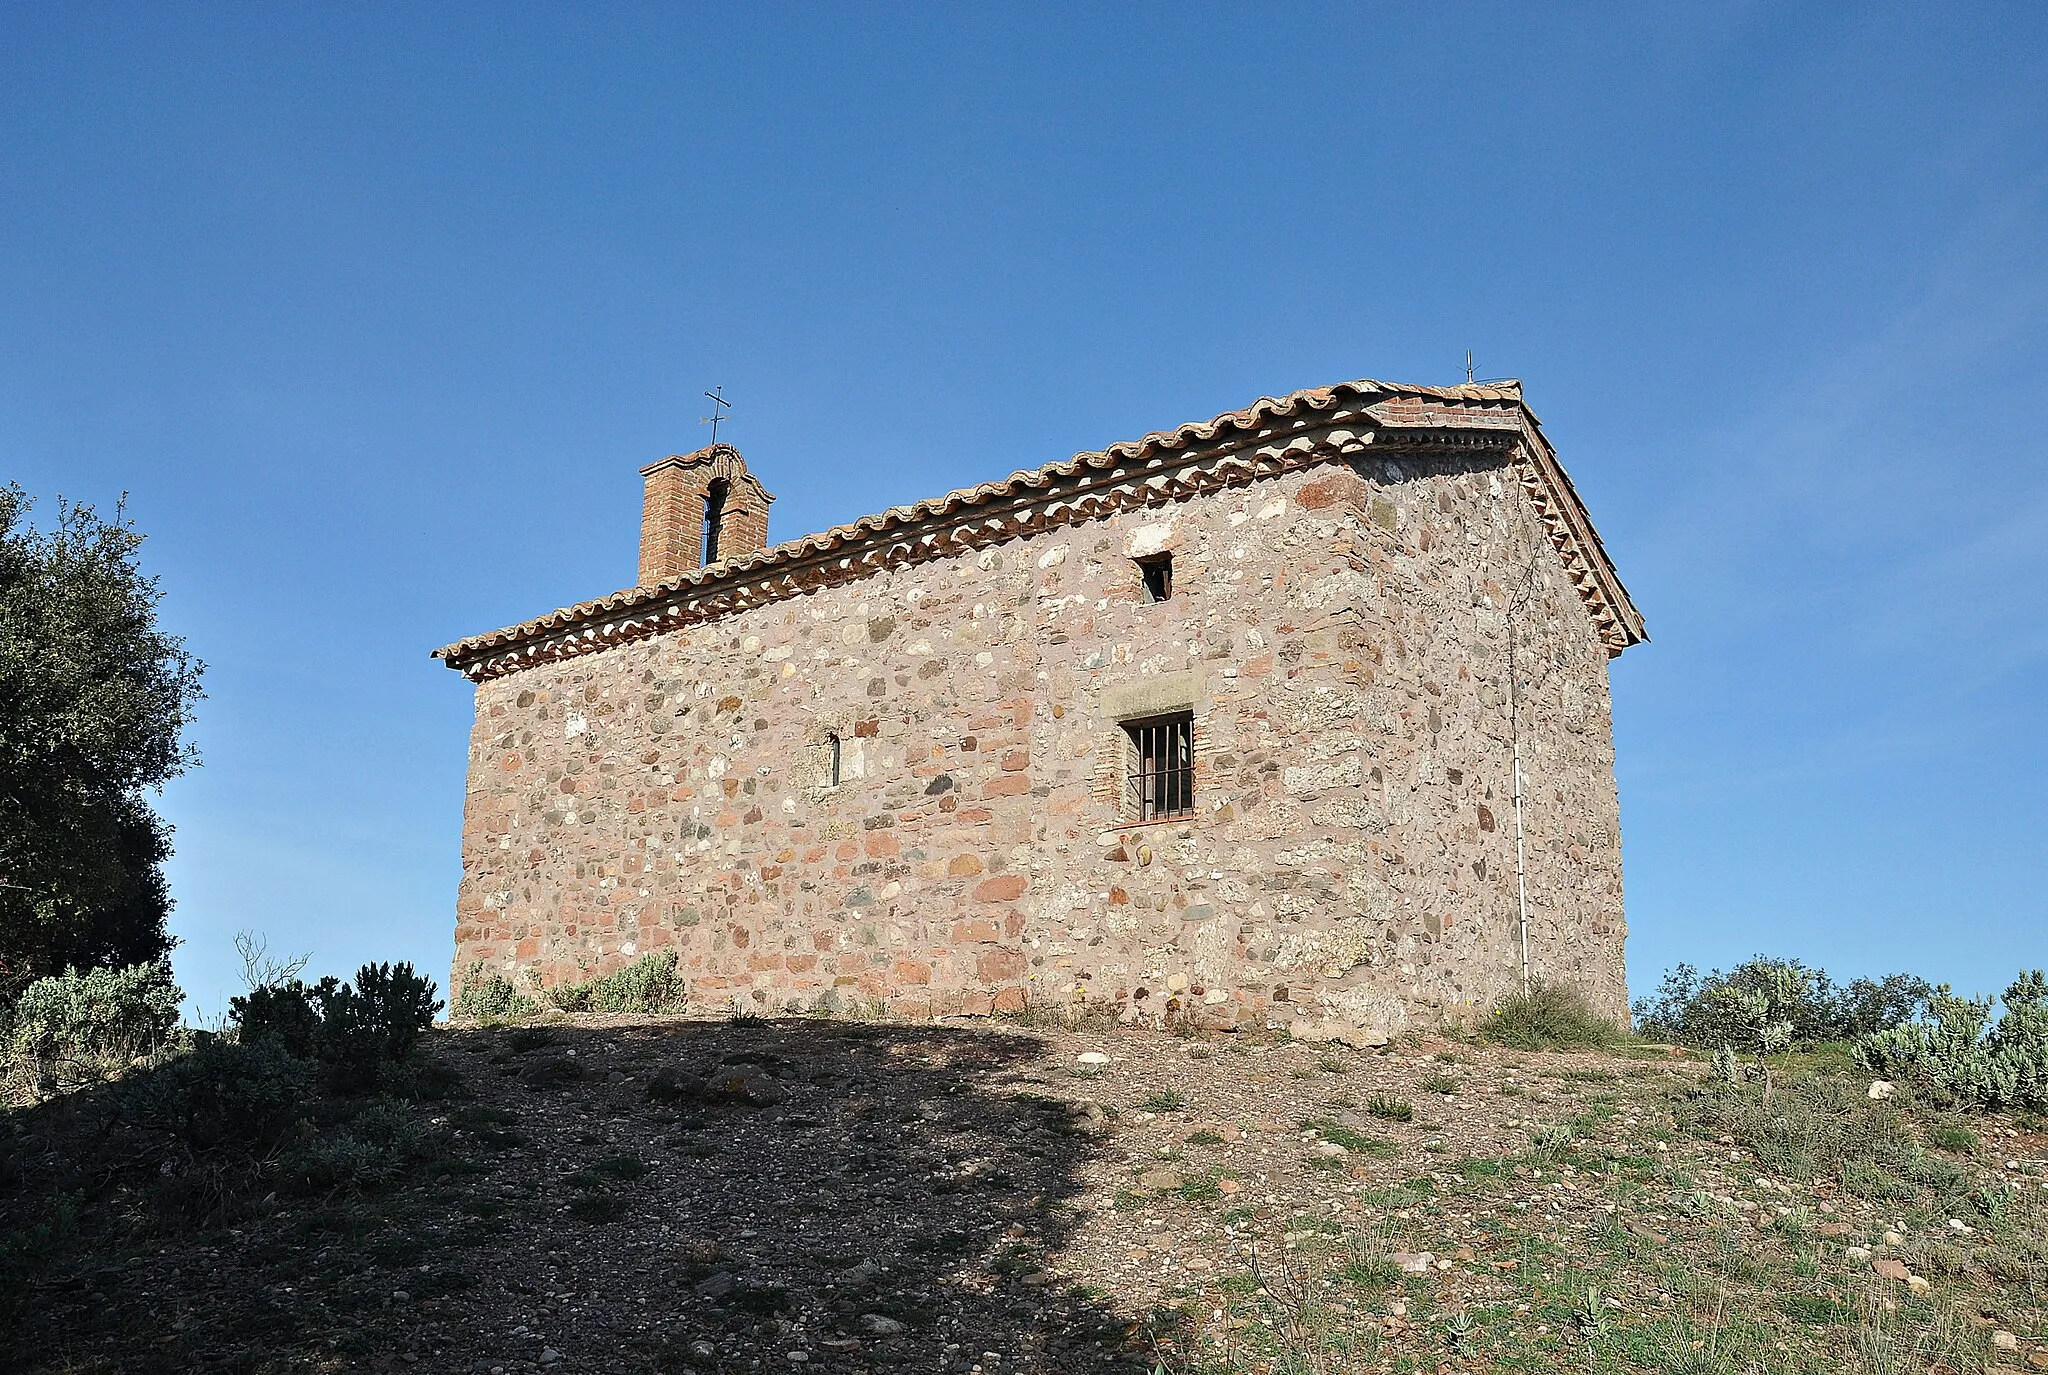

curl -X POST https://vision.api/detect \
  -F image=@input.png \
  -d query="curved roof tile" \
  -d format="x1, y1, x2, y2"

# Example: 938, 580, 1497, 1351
435, 377, 1637, 671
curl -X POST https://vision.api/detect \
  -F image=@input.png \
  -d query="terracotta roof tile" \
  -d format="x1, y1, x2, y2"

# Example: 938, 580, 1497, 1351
435, 377, 1640, 673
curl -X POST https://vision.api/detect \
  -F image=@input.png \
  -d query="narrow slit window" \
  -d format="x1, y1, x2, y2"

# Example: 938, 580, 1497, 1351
702, 477, 729, 564
1122, 713, 1194, 822
827, 732, 842, 788
1136, 553, 1173, 603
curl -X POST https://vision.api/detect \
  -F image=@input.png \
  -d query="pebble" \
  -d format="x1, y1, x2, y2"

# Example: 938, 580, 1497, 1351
860, 1314, 908, 1336
1076, 1051, 1111, 1066
538, 1351, 563, 1366
1993, 1331, 2020, 1351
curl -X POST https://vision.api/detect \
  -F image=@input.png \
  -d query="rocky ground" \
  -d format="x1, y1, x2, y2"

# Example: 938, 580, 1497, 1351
7, 1013, 2048, 1374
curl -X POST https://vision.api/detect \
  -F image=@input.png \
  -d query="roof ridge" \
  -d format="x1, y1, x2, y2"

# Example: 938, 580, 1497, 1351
435, 376, 1634, 675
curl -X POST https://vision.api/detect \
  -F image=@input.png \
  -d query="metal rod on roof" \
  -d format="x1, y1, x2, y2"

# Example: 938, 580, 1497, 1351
700, 385, 731, 445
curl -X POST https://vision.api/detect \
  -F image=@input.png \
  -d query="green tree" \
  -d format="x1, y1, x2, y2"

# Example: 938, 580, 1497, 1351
0, 484, 203, 996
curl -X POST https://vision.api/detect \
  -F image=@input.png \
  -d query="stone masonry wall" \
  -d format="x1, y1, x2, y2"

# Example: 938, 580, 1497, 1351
451, 452, 1626, 1034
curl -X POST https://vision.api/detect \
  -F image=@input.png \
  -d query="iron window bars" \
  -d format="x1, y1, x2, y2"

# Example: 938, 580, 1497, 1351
1123, 713, 1194, 822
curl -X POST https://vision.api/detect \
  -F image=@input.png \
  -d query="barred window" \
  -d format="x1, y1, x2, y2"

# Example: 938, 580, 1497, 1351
1122, 713, 1194, 822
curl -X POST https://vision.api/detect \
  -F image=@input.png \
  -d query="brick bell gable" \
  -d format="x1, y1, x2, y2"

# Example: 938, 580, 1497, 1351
637, 444, 775, 586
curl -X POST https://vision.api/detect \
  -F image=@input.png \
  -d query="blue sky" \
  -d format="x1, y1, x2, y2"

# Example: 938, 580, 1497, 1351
3, 4, 2043, 1020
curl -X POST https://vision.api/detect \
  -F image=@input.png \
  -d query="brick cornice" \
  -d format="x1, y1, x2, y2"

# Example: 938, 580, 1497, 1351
435, 381, 1645, 681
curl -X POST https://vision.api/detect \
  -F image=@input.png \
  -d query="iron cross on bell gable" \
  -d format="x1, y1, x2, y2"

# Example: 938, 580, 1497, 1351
700, 386, 731, 445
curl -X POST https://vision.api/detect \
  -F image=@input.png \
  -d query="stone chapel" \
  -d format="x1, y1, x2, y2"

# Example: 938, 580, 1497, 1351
435, 379, 1645, 1035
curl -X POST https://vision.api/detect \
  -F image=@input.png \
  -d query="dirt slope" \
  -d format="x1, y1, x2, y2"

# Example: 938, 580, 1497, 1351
5, 1015, 2045, 1374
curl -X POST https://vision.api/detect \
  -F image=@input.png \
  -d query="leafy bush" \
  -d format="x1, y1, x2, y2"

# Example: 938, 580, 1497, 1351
1633, 957, 1931, 1052
229, 980, 323, 1058
230, 962, 442, 1091
321, 962, 442, 1066
124, 1035, 317, 1153
541, 950, 687, 1015
120, 1039, 445, 1199
1855, 971, 2048, 1111
5, 960, 182, 1092
1482, 980, 1623, 1050
278, 1099, 436, 1194
452, 963, 538, 1020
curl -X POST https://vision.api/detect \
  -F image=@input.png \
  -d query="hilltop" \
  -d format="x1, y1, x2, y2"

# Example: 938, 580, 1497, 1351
4, 1013, 2045, 1374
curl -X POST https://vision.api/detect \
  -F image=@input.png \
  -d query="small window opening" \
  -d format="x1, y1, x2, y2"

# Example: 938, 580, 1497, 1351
1122, 712, 1194, 822
826, 732, 842, 788
1136, 553, 1173, 603
702, 477, 729, 565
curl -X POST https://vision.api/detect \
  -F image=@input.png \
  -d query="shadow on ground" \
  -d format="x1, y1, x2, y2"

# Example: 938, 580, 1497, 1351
1, 1017, 1158, 1374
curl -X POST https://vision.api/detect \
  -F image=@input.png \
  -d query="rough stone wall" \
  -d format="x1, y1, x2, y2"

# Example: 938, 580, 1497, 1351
452, 452, 1626, 1033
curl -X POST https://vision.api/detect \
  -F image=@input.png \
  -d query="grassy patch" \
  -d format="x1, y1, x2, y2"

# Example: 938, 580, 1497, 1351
1929, 1124, 1979, 1154
1299, 1118, 1397, 1158
1481, 981, 1626, 1051
591, 1153, 648, 1180
1366, 1094, 1414, 1122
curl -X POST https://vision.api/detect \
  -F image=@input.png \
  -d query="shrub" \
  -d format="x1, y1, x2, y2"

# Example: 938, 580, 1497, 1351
229, 981, 323, 1059
1482, 980, 1623, 1051
124, 1035, 317, 1153
1633, 957, 1931, 1052
230, 962, 442, 1091
540, 951, 686, 1015
1855, 971, 2048, 1111
452, 963, 538, 1020
1366, 1094, 1414, 1122
5, 961, 182, 1092
321, 962, 442, 1066
278, 1099, 438, 1195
